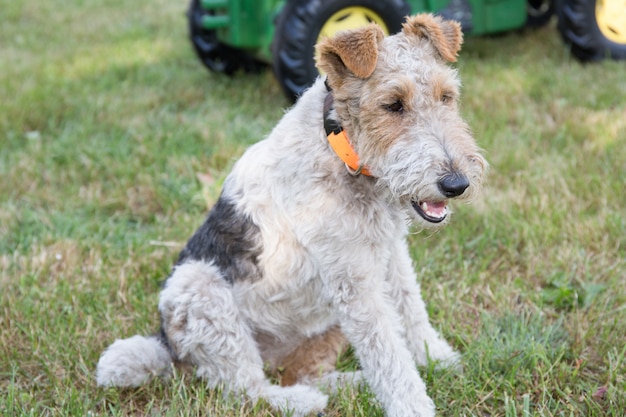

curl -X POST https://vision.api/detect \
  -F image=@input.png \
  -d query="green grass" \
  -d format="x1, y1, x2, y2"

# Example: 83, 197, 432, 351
1, 1, 625, 416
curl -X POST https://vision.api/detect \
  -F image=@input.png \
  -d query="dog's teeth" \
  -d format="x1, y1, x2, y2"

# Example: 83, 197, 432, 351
419, 201, 447, 219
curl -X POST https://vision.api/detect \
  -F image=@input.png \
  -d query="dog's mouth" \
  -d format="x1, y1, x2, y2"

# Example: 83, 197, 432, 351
412, 200, 448, 223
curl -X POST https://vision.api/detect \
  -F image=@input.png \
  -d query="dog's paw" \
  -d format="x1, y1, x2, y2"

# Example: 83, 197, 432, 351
415, 337, 463, 373
433, 349, 463, 373
96, 335, 172, 387
306, 370, 365, 394
261, 384, 328, 417
388, 393, 436, 417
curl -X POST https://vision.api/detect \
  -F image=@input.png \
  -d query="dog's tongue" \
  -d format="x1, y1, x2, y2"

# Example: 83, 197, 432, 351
421, 201, 447, 218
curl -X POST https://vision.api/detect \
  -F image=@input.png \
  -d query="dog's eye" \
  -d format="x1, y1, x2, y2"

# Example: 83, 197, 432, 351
441, 93, 454, 104
385, 101, 404, 113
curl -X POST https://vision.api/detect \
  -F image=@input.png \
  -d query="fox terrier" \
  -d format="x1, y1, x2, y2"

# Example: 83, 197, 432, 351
97, 13, 487, 417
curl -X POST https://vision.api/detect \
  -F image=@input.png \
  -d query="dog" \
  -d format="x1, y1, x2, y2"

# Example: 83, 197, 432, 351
97, 13, 487, 417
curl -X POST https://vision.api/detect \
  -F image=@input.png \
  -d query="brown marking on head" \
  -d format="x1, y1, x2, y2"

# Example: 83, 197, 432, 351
401, 13, 463, 63
431, 72, 459, 107
358, 75, 415, 156
316, 24, 385, 89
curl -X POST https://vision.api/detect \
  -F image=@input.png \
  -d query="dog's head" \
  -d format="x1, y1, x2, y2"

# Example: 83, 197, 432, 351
316, 14, 487, 228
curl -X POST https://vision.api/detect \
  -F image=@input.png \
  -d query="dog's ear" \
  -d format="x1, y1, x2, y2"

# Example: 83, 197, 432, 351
401, 14, 463, 63
316, 24, 384, 87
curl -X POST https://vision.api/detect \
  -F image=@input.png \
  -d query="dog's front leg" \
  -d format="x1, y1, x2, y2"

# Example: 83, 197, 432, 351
335, 279, 436, 417
386, 242, 461, 370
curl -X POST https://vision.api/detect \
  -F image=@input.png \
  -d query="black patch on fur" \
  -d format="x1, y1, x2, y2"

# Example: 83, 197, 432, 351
156, 326, 177, 360
175, 195, 263, 284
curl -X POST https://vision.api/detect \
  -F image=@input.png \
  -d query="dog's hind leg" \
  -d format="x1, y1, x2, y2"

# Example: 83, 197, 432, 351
277, 325, 364, 394
159, 261, 328, 416
279, 325, 347, 387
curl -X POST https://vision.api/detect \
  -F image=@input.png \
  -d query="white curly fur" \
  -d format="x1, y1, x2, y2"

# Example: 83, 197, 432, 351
97, 14, 486, 417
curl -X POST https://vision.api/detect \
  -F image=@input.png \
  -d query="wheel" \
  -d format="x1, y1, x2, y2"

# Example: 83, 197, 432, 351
557, 0, 626, 61
187, 0, 265, 75
526, 0, 555, 27
272, 0, 411, 101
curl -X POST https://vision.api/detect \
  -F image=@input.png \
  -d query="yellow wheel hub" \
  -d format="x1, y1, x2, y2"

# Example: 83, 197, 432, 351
316, 7, 388, 73
319, 7, 389, 40
596, 0, 626, 44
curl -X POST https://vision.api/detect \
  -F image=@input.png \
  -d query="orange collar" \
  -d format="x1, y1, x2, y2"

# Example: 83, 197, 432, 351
323, 89, 372, 177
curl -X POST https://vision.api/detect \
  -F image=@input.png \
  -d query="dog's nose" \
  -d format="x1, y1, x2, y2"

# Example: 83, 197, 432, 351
438, 173, 469, 198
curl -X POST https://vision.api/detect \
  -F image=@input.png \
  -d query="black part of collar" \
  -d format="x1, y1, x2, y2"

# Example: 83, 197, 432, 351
323, 80, 343, 136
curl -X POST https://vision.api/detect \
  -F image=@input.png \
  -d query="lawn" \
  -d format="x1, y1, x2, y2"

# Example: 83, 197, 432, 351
1, 0, 625, 416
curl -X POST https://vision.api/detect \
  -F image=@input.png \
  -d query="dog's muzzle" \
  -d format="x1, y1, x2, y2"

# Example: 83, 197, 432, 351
411, 173, 469, 223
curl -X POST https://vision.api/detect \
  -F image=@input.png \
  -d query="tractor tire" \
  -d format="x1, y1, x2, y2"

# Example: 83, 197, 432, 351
272, 0, 411, 101
187, 0, 265, 75
526, 0, 555, 27
557, 0, 626, 61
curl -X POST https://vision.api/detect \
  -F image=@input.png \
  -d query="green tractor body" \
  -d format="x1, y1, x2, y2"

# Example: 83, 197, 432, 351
190, 0, 625, 99
198, 0, 526, 62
